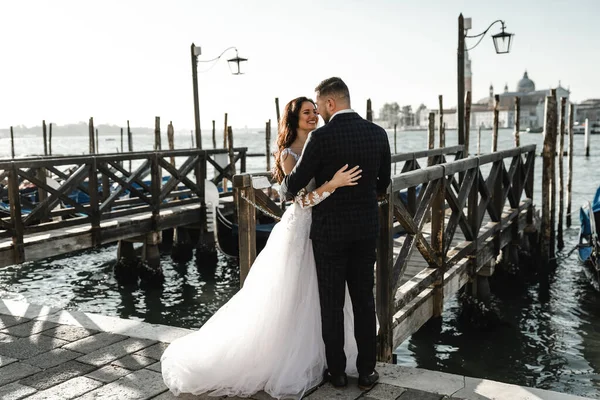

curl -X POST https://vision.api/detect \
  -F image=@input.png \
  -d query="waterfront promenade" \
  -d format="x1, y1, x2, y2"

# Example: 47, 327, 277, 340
0, 299, 591, 400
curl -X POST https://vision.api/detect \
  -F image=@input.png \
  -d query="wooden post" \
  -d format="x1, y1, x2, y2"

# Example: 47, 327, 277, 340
464, 91, 471, 157
223, 113, 228, 149
376, 184, 393, 362
8, 165, 25, 264
557, 98, 566, 250
101, 160, 110, 202
168, 121, 175, 166
492, 95, 500, 152
441, 123, 446, 148
541, 95, 557, 267
477, 125, 482, 155
89, 117, 95, 154
127, 120, 133, 171
567, 104, 575, 227
95, 129, 99, 154
366, 99, 373, 122
431, 174, 445, 317
42, 120, 48, 156
154, 116, 161, 150
550, 89, 557, 259
234, 174, 256, 287
514, 97, 521, 147
427, 112, 435, 166
120, 127, 124, 153
438, 95, 444, 148
393, 123, 397, 174
48, 123, 53, 156
275, 97, 281, 125
266, 120, 271, 171
227, 126, 236, 177
585, 118, 591, 157
222, 113, 229, 191
468, 158, 480, 295
212, 120, 217, 149
88, 158, 101, 247
10, 126, 15, 158
190, 130, 194, 147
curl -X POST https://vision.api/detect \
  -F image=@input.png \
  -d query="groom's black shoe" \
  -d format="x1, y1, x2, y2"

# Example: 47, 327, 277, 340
358, 370, 379, 391
324, 370, 348, 388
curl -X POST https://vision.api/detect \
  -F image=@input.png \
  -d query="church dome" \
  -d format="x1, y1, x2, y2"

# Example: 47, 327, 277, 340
517, 71, 535, 93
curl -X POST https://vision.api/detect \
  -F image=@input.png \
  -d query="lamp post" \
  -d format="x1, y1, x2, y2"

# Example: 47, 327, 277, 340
190, 43, 248, 149
457, 14, 513, 149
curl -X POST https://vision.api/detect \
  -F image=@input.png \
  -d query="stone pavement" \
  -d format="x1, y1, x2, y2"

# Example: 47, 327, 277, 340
0, 299, 592, 400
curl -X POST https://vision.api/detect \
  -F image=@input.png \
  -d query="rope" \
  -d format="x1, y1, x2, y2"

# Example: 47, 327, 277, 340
239, 191, 282, 222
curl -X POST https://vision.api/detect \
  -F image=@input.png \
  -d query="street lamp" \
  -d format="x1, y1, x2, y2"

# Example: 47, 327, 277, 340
457, 14, 514, 151
190, 43, 248, 149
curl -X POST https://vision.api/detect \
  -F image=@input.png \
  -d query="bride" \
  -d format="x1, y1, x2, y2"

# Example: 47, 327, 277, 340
161, 97, 362, 399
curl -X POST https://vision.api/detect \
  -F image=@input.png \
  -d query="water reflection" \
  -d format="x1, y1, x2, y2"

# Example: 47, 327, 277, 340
396, 227, 600, 398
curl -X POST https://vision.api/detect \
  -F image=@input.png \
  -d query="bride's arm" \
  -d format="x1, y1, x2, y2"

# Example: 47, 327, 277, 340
282, 157, 362, 208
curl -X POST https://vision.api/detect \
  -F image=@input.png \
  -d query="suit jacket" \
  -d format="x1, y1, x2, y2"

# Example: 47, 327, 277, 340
281, 111, 391, 242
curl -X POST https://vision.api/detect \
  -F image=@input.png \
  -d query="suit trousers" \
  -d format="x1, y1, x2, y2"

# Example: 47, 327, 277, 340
312, 237, 377, 376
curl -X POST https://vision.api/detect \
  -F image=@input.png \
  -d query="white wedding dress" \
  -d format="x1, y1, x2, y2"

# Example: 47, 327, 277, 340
161, 167, 358, 399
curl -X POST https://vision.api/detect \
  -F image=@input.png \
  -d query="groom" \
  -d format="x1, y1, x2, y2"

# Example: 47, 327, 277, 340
281, 77, 391, 389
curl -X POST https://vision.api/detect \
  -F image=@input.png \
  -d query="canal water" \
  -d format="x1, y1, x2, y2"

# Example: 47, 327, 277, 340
1, 127, 599, 398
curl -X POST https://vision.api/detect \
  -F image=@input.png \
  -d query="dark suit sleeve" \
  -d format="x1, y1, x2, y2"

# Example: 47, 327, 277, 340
377, 131, 392, 194
280, 132, 322, 200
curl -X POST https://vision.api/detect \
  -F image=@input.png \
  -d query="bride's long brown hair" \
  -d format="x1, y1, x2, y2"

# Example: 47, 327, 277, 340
272, 97, 315, 183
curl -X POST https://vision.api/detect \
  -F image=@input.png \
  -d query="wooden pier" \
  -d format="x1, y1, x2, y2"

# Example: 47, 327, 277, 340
0, 148, 247, 271
234, 143, 537, 361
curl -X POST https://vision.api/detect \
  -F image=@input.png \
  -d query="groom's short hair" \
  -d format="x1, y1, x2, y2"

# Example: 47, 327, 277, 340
315, 77, 350, 101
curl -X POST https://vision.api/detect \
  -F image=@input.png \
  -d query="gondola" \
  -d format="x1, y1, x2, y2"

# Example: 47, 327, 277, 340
578, 185, 600, 290
215, 206, 276, 257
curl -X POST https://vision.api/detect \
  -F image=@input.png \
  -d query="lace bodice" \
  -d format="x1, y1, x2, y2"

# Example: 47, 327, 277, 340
281, 148, 330, 208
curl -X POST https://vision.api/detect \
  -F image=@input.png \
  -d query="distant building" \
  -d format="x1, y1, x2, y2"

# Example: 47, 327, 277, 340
471, 71, 570, 130
574, 99, 600, 123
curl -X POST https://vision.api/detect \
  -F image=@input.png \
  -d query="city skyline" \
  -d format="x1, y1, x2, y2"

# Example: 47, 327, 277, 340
2, 0, 599, 130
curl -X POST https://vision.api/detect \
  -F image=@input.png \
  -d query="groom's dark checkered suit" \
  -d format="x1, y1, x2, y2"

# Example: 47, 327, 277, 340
281, 111, 391, 377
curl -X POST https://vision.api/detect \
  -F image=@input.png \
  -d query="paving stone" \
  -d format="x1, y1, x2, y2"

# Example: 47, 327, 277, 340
22, 347, 83, 369
39, 324, 98, 342
62, 331, 128, 354
0, 354, 18, 367
76, 337, 156, 367
0, 320, 59, 337
86, 364, 132, 383
0, 334, 69, 359
112, 354, 156, 370
24, 376, 102, 400
304, 379, 363, 400
133, 341, 169, 360
0, 362, 41, 386
0, 381, 37, 400
0, 315, 30, 329
19, 360, 97, 390
151, 390, 227, 399
76, 369, 168, 399
363, 383, 407, 400
0, 332, 18, 343
398, 389, 444, 400
147, 360, 161, 372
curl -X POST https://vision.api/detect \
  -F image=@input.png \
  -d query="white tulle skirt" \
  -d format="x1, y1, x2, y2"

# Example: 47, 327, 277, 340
161, 203, 358, 399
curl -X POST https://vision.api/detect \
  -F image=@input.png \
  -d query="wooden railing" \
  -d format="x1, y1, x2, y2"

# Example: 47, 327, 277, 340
233, 144, 536, 359
0, 148, 247, 264
376, 144, 536, 360
233, 145, 464, 282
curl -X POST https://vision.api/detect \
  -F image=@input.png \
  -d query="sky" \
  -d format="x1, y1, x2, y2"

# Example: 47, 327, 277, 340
1, 0, 599, 131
